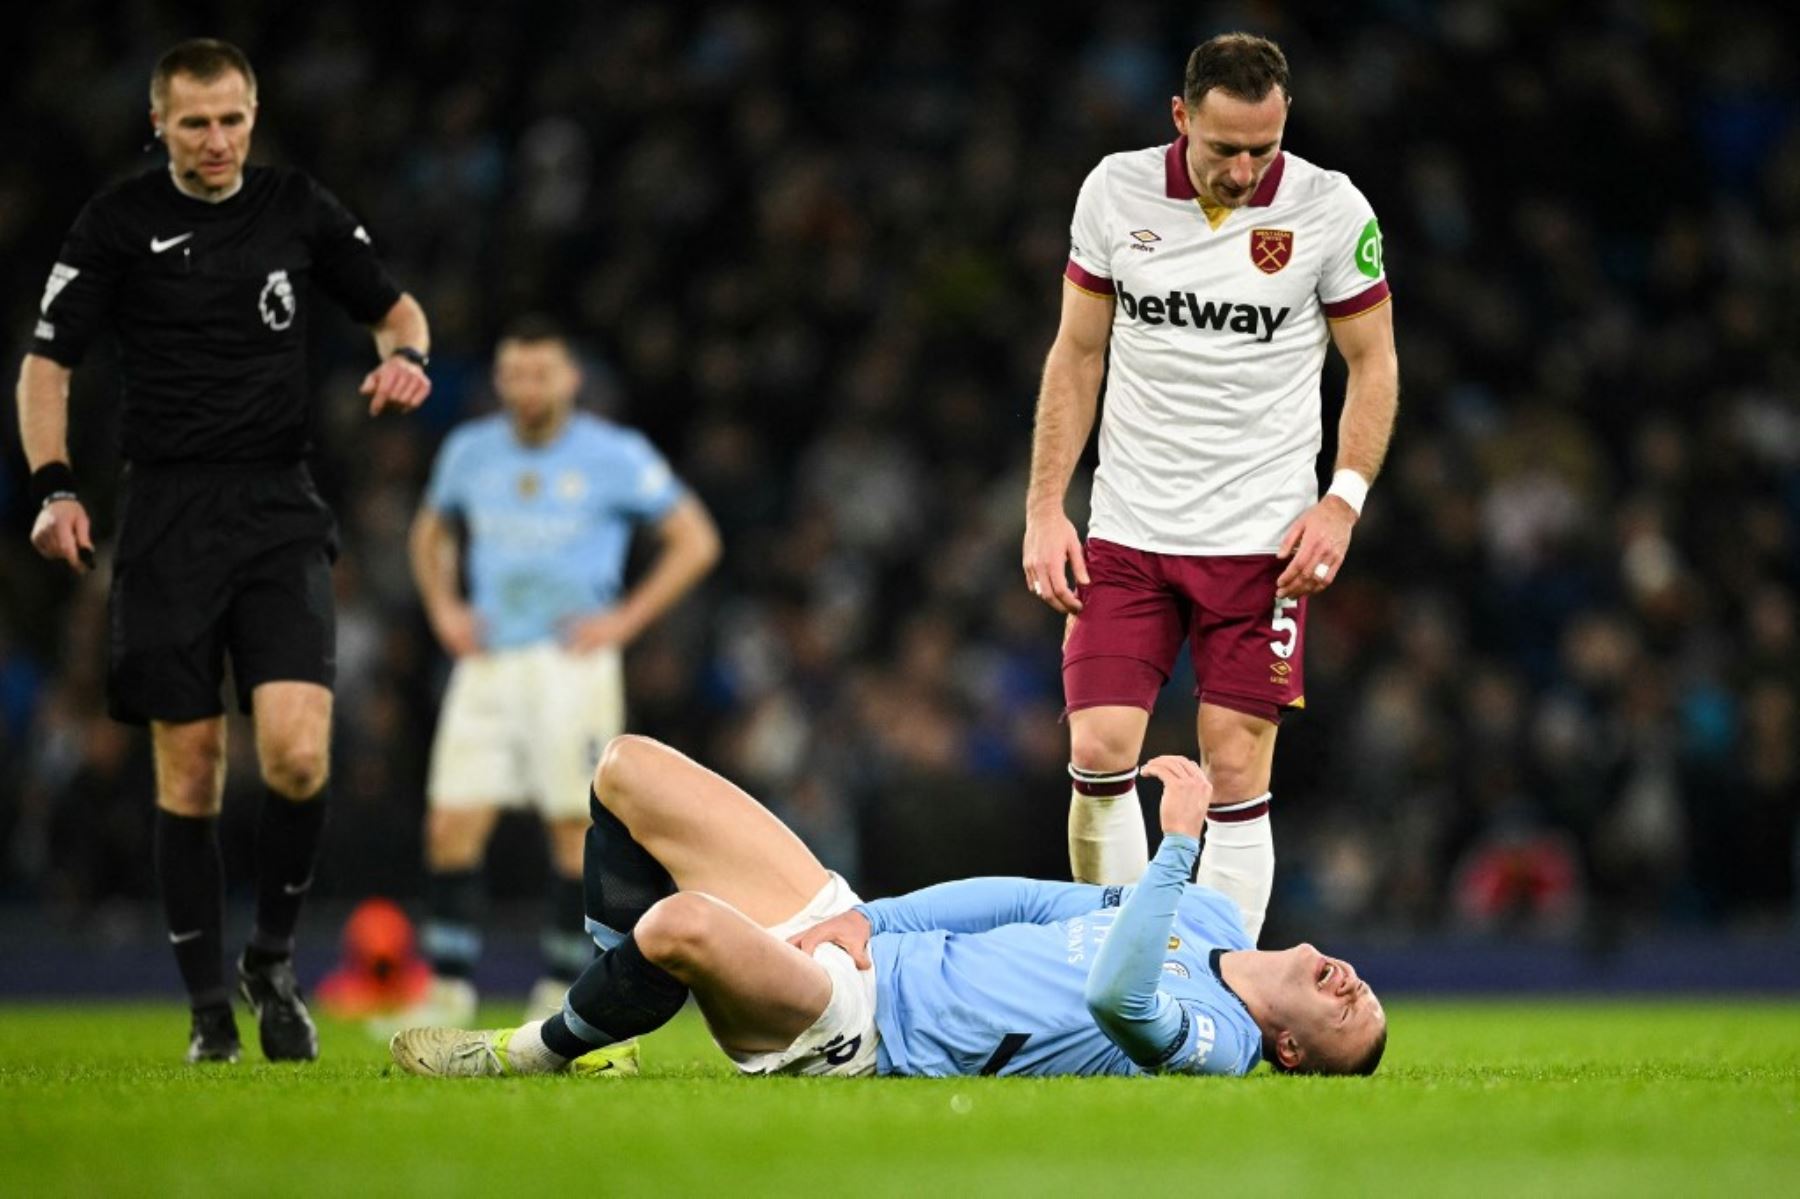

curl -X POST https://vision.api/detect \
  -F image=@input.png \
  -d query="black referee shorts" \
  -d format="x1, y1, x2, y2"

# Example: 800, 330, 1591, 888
107, 462, 340, 726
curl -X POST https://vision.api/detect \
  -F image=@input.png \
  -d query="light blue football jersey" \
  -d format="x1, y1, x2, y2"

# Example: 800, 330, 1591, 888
864, 838, 1264, 1078
422, 412, 683, 650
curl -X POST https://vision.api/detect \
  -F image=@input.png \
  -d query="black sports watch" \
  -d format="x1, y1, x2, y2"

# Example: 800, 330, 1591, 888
391, 346, 430, 369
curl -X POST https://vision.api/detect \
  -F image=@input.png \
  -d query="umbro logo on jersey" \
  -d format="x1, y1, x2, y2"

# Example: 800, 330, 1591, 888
1129, 229, 1161, 253
150, 233, 194, 253
1116, 284, 1290, 343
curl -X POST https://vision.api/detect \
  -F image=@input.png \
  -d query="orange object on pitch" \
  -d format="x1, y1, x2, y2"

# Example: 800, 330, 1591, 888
314, 897, 433, 1018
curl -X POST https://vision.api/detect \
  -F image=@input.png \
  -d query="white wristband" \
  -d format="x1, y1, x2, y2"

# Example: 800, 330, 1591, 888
1325, 469, 1370, 516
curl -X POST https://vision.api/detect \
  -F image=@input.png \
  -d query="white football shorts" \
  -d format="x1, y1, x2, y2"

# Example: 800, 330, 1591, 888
724, 872, 880, 1078
426, 643, 624, 819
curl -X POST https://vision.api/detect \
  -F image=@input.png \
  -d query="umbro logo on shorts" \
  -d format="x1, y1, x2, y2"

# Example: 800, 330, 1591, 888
1115, 283, 1290, 342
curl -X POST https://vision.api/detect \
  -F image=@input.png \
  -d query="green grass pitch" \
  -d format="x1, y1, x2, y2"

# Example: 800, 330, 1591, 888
4, 999, 1796, 1196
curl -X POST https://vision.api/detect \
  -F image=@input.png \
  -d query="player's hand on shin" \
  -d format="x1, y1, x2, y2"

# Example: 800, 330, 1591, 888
30, 498, 95, 575
1142, 755, 1213, 840
1022, 509, 1089, 614
1275, 497, 1356, 599
789, 909, 873, 969
360, 356, 432, 416
428, 600, 484, 658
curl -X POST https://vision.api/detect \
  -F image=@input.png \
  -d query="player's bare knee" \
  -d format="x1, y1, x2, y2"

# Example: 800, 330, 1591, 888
1203, 745, 1266, 803
154, 727, 226, 815
426, 809, 485, 869
156, 785, 222, 818
593, 733, 659, 818
634, 892, 719, 968
1069, 722, 1141, 774
260, 744, 329, 800
548, 821, 586, 878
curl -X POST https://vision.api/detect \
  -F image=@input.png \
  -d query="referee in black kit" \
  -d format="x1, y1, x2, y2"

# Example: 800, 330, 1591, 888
17, 39, 431, 1063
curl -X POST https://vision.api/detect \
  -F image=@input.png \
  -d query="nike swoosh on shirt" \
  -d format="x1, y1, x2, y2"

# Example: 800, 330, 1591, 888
283, 877, 314, 896
150, 233, 194, 253
169, 929, 204, 944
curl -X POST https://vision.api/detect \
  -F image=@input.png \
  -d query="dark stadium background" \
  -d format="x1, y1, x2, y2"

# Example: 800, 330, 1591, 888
2, 0, 1795, 992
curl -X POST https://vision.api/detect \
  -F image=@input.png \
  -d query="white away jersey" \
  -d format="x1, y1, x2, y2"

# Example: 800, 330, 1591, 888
1064, 141, 1390, 554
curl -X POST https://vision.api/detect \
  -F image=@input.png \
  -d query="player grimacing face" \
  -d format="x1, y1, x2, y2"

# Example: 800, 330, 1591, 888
154, 71, 257, 198
495, 340, 581, 440
1266, 942, 1386, 1073
1170, 88, 1288, 209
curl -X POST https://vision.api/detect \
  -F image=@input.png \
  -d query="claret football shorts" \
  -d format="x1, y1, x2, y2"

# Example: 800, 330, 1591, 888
1062, 538, 1307, 724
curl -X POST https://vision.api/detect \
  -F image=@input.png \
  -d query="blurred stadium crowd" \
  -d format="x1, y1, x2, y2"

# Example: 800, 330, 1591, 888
2, 1, 1795, 949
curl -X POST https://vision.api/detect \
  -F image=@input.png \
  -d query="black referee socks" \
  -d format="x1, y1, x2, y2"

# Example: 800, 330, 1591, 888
155, 809, 228, 1010
249, 786, 329, 960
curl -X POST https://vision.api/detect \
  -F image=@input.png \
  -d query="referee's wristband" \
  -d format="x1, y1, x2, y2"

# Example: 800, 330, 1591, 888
1325, 469, 1370, 517
390, 346, 430, 369
29, 462, 78, 510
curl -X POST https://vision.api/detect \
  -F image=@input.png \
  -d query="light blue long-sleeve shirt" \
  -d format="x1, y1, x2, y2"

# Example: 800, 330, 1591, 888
860, 836, 1263, 1077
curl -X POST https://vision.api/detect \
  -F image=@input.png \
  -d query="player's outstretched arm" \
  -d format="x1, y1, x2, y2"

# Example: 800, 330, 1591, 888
18, 353, 94, 574
1085, 758, 1212, 1067
1022, 284, 1112, 615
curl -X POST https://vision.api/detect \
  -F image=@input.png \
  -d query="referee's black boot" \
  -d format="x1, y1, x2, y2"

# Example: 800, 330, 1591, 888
237, 952, 320, 1062
186, 1004, 241, 1064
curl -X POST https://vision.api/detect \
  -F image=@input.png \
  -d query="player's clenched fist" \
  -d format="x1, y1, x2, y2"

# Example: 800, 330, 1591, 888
1142, 755, 1213, 839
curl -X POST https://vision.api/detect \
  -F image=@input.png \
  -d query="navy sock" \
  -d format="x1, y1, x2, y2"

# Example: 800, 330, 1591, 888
250, 786, 329, 960
155, 810, 228, 1010
542, 875, 593, 982
539, 933, 688, 1059
422, 867, 484, 978
583, 788, 675, 939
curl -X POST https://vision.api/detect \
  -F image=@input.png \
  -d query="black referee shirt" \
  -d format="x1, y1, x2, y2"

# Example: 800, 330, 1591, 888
30, 164, 403, 466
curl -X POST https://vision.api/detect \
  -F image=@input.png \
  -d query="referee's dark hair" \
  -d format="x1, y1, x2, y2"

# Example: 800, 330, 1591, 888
498, 315, 571, 350
1183, 33, 1291, 108
151, 38, 258, 112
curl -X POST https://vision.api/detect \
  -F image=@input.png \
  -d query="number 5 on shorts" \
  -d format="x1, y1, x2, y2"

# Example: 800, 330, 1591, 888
1269, 597, 1299, 660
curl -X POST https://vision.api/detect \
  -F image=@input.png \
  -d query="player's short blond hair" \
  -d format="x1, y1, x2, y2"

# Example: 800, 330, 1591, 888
150, 38, 258, 113
1183, 33, 1290, 108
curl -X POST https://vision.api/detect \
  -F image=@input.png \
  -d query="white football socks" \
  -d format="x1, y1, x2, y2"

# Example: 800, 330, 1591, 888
1195, 793, 1274, 944
1067, 765, 1149, 884
502, 1019, 570, 1074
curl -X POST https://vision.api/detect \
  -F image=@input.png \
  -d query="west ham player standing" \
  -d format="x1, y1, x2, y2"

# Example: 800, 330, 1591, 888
18, 40, 431, 1062
404, 319, 719, 1027
1021, 34, 1400, 922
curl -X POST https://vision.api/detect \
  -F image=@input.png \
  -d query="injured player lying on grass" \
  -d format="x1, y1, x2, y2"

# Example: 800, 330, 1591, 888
390, 737, 1385, 1080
